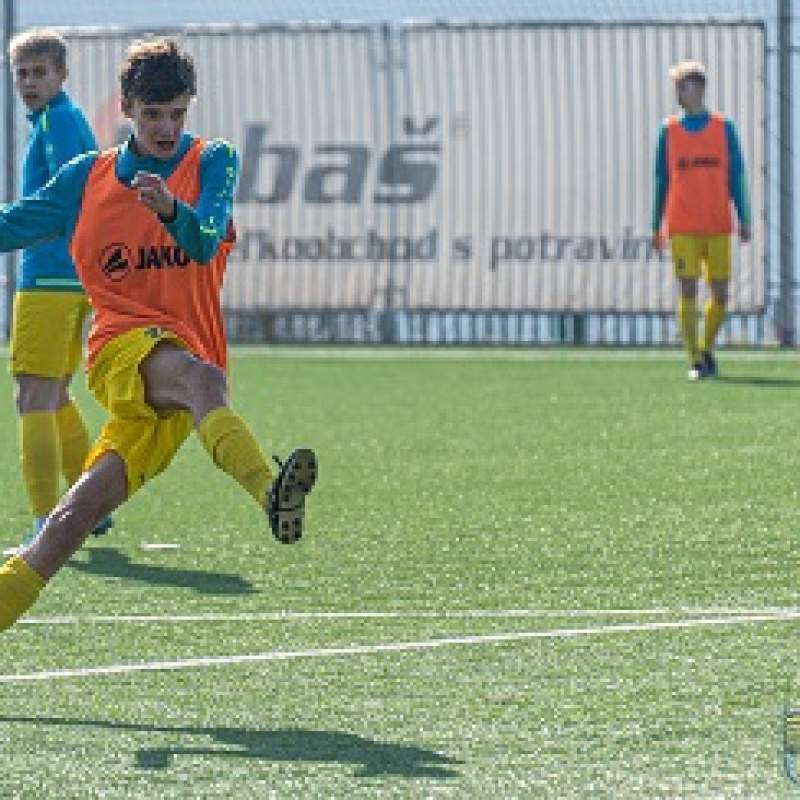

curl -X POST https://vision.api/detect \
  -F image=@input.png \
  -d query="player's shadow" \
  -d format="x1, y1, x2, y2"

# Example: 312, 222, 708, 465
0, 715, 462, 779
68, 547, 255, 596
714, 375, 800, 388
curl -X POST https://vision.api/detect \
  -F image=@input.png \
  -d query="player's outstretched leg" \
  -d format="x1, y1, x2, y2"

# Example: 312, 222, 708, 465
0, 555, 44, 631
268, 448, 318, 544
1, 452, 126, 632
19, 512, 112, 552
143, 347, 319, 543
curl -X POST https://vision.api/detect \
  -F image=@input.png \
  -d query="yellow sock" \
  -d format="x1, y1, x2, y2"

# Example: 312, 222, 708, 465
0, 556, 45, 632
197, 407, 274, 505
701, 299, 726, 353
20, 411, 60, 517
677, 297, 700, 363
56, 401, 90, 486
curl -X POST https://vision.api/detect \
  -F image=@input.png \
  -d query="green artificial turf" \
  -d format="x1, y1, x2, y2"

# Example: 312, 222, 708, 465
0, 347, 798, 798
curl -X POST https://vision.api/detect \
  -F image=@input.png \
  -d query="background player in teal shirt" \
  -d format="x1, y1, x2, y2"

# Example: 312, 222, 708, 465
6, 28, 108, 548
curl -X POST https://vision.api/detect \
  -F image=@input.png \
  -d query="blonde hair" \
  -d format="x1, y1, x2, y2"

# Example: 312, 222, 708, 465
669, 60, 706, 86
8, 28, 68, 71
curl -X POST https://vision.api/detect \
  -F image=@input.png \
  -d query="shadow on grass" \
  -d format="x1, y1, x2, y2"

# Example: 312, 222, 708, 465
714, 375, 800, 389
68, 547, 255, 596
0, 715, 463, 778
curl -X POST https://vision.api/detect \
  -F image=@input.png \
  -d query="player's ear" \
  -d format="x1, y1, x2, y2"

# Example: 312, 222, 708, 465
120, 95, 132, 120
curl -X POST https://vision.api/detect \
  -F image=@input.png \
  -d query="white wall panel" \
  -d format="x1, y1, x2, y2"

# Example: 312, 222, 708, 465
57, 23, 765, 314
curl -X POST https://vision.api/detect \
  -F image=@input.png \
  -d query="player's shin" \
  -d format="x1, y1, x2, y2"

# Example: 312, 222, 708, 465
701, 298, 726, 353
677, 296, 700, 362
0, 555, 45, 631
197, 406, 274, 504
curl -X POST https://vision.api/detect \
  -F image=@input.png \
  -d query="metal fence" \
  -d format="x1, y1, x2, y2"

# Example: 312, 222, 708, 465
1, 17, 785, 345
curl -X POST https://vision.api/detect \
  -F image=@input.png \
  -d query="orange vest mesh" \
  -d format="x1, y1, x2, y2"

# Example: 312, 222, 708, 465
71, 139, 234, 371
664, 112, 732, 235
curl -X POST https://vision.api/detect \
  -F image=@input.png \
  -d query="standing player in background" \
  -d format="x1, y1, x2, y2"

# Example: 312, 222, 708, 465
651, 60, 752, 380
7, 29, 111, 546
0, 37, 317, 632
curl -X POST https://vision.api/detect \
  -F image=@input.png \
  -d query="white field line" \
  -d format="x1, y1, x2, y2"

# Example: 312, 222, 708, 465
14, 606, 800, 625
2, 610, 800, 684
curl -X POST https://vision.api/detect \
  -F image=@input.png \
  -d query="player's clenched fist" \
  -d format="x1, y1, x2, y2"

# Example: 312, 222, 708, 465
132, 171, 177, 220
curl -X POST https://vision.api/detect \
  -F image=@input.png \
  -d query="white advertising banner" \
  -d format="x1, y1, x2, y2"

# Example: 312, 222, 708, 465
59, 22, 766, 314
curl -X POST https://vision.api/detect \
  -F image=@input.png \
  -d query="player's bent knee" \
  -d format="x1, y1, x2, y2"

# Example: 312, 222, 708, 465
187, 359, 226, 398
183, 359, 227, 421
143, 347, 225, 415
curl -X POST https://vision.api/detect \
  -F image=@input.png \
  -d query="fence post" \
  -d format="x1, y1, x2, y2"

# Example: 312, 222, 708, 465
379, 22, 399, 344
777, 0, 795, 346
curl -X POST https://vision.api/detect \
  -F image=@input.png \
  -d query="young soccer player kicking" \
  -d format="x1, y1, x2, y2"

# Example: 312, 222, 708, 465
0, 38, 317, 631
651, 60, 752, 380
6, 29, 111, 546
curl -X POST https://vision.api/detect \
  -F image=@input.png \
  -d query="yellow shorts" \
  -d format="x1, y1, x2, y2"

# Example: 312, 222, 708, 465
670, 234, 731, 282
9, 291, 91, 377
86, 328, 194, 498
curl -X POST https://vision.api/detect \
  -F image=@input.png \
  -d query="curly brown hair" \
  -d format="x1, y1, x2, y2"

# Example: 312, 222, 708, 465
119, 38, 196, 104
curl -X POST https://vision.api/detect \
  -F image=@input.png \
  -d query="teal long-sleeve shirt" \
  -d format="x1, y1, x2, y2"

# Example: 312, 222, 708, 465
651, 111, 752, 233
18, 89, 97, 291
1, 132, 238, 268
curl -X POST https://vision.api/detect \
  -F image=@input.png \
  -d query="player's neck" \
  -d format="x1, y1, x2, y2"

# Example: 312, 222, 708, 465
682, 103, 707, 117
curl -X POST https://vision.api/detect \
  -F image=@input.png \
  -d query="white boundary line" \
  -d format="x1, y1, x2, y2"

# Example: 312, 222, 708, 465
15, 605, 800, 625
2, 610, 799, 683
